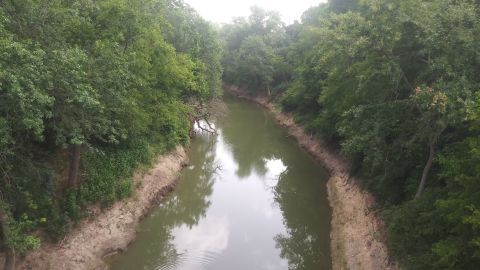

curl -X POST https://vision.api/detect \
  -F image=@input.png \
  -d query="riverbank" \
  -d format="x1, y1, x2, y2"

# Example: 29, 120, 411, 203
13, 146, 187, 270
226, 85, 398, 270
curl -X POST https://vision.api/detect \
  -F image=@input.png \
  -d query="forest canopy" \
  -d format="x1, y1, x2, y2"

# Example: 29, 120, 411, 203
0, 0, 221, 266
1, 0, 480, 269
221, 0, 480, 269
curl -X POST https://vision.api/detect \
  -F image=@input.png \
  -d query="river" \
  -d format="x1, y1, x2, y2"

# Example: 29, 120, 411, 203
108, 95, 332, 270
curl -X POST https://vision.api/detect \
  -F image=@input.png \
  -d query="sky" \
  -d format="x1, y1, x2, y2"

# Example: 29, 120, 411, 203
184, 0, 327, 25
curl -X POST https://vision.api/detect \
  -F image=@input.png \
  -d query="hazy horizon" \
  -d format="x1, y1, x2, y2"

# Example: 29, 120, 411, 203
184, 0, 327, 24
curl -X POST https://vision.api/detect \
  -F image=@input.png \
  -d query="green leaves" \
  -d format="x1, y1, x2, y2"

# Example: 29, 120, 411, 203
163, 0, 223, 99
0, 38, 53, 140
0, 0, 221, 252
4, 213, 41, 255
221, 0, 480, 268
236, 35, 275, 91
46, 47, 100, 146
221, 6, 289, 95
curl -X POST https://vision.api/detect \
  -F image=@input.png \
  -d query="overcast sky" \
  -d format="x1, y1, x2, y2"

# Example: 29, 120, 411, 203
184, 0, 327, 25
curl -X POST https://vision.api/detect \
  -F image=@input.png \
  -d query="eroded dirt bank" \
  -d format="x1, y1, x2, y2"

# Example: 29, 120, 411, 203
226, 85, 398, 270
15, 146, 187, 270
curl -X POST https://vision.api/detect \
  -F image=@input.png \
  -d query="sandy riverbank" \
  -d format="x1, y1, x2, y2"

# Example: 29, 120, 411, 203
226, 85, 398, 270
12, 146, 187, 270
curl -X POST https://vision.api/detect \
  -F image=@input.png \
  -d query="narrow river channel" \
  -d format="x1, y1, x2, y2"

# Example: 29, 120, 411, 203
109, 96, 332, 270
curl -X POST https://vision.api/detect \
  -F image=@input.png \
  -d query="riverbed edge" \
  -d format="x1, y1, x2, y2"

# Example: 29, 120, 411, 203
14, 145, 188, 270
225, 85, 398, 270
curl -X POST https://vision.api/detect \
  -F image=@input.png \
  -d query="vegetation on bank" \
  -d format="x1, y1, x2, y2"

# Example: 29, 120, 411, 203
2, 0, 479, 269
221, 0, 480, 269
0, 0, 221, 267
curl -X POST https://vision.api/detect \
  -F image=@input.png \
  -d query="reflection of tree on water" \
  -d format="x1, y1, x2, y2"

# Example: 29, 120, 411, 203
219, 101, 281, 178
112, 97, 333, 270
220, 98, 331, 270
273, 164, 332, 270
159, 133, 217, 228
110, 133, 218, 270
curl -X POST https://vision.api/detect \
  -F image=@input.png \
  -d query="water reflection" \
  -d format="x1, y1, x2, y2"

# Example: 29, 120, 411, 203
273, 166, 332, 270
109, 96, 331, 270
219, 102, 280, 178
109, 134, 217, 270
158, 135, 217, 228
171, 215, 229, 269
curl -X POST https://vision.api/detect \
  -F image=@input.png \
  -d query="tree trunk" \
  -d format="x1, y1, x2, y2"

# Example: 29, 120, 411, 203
414, 137, 437, 199
3, 246, 15, 270
0, 209, 15, 270
68, 144, 82, 187
266, 85, 271, 97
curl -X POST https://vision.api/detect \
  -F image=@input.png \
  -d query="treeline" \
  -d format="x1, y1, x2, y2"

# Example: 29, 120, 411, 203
221, 0, 480, 269
0, 0, 221, 267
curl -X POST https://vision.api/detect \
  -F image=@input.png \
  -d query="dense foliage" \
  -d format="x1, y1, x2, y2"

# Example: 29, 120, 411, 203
0, 0, 221, 263
221, 0, 480, 269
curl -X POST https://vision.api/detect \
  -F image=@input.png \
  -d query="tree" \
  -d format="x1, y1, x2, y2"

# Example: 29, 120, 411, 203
236, 36, 275, 95
411, 86, 449, 199
45, 48, 98, 187
223, 0, 480, 268
0, 0, 222, 260
328, 0, 358, 13
432, 93, 480, 268
0, 204, 14, 270
221, 6, 288, 96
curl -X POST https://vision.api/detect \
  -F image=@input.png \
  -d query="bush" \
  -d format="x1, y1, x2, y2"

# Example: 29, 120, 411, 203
81, 138, 151, 207
384, 191, 446, 269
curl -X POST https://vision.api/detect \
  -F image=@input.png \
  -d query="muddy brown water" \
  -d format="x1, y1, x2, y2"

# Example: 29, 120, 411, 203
108, 95, 332, 270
